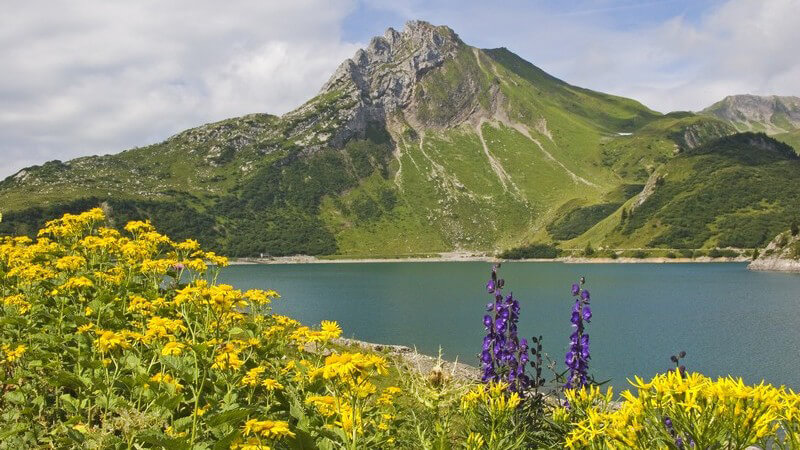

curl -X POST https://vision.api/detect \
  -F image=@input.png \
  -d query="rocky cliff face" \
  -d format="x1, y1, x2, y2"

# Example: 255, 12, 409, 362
283, 21, 464, 147
703, 95, 800, 133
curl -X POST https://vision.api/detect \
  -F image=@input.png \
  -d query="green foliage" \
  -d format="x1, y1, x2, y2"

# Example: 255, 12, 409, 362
621, 133, 800, 249
583, 242, 595, 257
351, 193, 381, 223
708, 248, 739, 258
548, 203, 621, 240
0, 197, 221, 250
499, 243, 561, 259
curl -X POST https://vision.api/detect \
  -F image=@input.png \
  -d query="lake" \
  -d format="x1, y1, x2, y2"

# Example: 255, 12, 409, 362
218, 262, 800, 391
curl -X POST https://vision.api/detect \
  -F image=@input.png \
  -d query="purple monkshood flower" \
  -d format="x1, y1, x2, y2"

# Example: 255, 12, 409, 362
565, 278, 592, 390
480, 265, 529, 392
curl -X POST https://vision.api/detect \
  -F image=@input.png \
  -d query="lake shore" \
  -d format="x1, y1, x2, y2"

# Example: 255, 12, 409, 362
229, 253, 750, 265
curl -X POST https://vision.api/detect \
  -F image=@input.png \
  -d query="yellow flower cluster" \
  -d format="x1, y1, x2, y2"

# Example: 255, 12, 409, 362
290, 320, 343, 349
461, 381, 521, 413
309, 352, 388, 380
242, 419, 295, 439
1, 344, 26, 364
150, 372, 184, 391
2, 294, 31, 314
562, 370, 800, 449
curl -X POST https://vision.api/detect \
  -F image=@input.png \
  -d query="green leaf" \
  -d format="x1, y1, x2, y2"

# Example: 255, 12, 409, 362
206, 407, 252, 428
0, 423, 26, 440
211, 430, 240, 450
48, 370, 87, 390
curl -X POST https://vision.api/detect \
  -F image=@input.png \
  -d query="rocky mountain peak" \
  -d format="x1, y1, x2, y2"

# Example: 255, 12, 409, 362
703, 94, 800, 133
319, 20, 462, 105
282, 21, 464, 147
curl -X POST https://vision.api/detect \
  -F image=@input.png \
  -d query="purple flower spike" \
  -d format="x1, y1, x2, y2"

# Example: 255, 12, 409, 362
479, 266, 530, 393
565, 277, 592, 391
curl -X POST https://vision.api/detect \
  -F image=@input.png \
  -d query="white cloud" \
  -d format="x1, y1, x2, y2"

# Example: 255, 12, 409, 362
0, 0, 361, 178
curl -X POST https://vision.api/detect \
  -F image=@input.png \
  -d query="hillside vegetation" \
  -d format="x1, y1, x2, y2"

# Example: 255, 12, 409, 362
1, 22, 794, 258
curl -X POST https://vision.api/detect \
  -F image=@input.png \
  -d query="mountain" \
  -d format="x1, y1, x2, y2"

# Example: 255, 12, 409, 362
3, 21, 791, 257
702, 94, 800, 151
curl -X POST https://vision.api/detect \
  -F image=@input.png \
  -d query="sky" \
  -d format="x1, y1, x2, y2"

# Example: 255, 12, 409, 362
1, 0, 798, 179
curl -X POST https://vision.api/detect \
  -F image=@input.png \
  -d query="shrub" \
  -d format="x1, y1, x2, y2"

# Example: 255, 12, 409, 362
708, 248, 739, 258
499, 243, 561, 259
666, 251, 677, 259
583, 243, 595, 257
547, 203, 621, 240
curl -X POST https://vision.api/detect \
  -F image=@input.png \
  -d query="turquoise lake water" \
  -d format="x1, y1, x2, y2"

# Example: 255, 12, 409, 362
218, 262, 800, 390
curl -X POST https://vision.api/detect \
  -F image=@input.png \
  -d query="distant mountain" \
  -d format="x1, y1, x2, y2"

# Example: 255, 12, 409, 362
5, 21, 793, 257
702, 94, 800, 151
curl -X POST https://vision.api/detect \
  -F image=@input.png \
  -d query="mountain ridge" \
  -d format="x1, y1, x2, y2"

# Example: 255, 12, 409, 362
2, 20, 795, 257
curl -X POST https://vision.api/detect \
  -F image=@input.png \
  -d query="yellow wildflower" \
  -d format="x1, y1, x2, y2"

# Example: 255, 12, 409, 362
242, 419, 295, 439
63, 276, 94, 290
2, 294, 31, 314
124, 220, 155, 235
1, 344, 26, 364
161, 341, 185, 356
150, 372, 183, 391
262, 379, 284, 391
55, 255, 86, 271
241, 367, 266, 387
94, 330, 130, 353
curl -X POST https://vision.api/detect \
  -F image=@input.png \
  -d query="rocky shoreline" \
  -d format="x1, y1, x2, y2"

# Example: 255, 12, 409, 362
747, 230, 800, 273
748, 258, 800, 272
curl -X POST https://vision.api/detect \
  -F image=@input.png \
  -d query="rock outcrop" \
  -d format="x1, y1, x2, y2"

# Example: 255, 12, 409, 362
748, 230, 800, 272
284, 21, 464, 147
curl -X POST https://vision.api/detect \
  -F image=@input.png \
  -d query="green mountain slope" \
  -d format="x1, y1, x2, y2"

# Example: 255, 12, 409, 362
0, 21, 775, 257
561, 133, 800, 250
